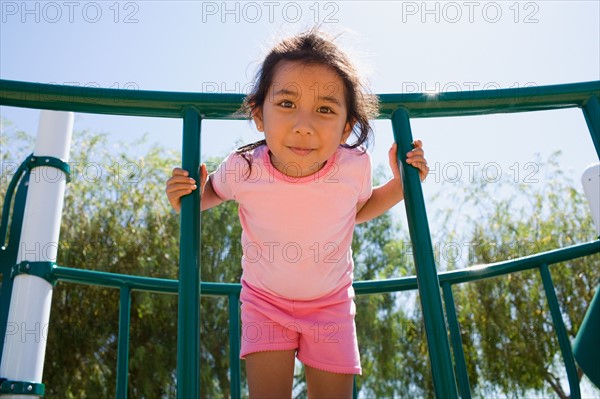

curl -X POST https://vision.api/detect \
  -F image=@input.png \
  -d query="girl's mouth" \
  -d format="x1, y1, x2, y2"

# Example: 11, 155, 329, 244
288, 147, 314, 156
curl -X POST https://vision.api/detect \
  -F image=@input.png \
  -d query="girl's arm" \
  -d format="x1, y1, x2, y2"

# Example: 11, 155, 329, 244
355, 141, 429, 224
200, 174, 225, 211
355, 178, 403, 224
166, 164, 224, 213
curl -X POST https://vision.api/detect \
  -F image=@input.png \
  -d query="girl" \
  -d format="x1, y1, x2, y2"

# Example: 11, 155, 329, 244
166, 28, 429, 398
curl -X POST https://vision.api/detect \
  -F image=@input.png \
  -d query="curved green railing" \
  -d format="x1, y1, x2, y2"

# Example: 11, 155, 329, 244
1, 78, 599, 398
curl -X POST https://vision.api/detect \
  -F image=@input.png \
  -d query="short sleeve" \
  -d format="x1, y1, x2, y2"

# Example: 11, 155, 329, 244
210, 151, 247, 201
358, 150, 373, 202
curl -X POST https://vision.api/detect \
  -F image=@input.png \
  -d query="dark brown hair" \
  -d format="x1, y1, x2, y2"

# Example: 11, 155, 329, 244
236, 27, 379, 166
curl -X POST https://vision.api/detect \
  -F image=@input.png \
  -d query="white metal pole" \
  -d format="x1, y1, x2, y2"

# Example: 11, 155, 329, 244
0, 110, 73, 398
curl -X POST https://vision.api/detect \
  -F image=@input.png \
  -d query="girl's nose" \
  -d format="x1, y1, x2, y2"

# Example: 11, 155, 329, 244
293, 110, 315, 136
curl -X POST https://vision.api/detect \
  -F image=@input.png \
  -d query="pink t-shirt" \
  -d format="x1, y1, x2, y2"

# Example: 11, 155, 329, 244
211, 144, 372, 300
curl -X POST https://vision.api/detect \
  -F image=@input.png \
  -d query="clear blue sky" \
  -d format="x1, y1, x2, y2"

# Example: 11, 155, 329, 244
2, 3, 599, 394
1, 1, 599, 238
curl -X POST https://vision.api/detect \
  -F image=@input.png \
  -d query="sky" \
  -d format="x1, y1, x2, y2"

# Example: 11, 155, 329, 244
1, 1, 599, 395
1, 1, 599, 240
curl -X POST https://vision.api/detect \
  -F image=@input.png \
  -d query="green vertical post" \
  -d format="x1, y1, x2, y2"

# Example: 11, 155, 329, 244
177, 107, 202, 399
539, 264, 581, 399
391, 108, 459, 398
582, 96, 600, 160
442, 282, 472, 399
116, 286, 131, 398
0, 171, 28, 358
573, 282, 600, 388
228, 294, 241, 398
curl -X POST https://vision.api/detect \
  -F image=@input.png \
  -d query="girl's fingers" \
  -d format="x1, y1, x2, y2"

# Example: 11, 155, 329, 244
167, 175, 196, 187
166, 183, 197, 193
199, 163, 208, 190
166, 168, 197, 213
389, 144, 398, 161
406, 148, 424, 158
172, 167, 190, 176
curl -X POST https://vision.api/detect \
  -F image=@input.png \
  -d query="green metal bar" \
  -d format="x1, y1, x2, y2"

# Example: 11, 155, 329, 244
52, 266, 179, 293
8, 241, 600, 399
47, 239, 600, 298
582, 95, 600, 160
116, 286, 132, 399
442, 282, 472, 399
0, 79, 244, 119
228, 294, 241, 399
177, 107, 202, 399
353, 276, 418, 295
439, 239, 600, 286
52, 266, 243, 295
391, 107, 458, 398
0, 172, 29, 358
538, 263, 581, 399
0, 157, 29, 247
1, 79, 598, 120
573, 282, 600, 388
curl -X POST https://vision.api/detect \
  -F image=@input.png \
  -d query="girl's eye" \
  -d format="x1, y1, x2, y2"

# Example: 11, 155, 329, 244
317, 106, 334, 114
279, 100, 294, 108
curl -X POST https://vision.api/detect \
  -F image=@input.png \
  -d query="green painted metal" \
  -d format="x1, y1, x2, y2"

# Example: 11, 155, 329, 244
11, 261, 57, 285
1, 79, 598, 120
228, 294, 241, 398
353, 276, 418, 295
52, 265, 179, 293
582, 95, 600, 160
573, 282, 600, 388
2, 79, 600, 398
378, 81, 600, 118
0, 152, 70, 354
391, 107, 459, 398
441, 282, 471, 399
539, 264, 581, 399
116, 286, 132, 399
25, 153, 72, 183
0, 79, 244, 119
177, 108, 202, 399
0, 379, 45, 395
0, 170, 29, 357
438, 240, 600, 286
6, 239, 600, 398
0, 155, 30, 245
47, 239, 599, 296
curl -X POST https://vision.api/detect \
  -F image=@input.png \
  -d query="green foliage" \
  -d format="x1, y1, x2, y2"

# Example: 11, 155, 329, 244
438, 154, 600, 398
2, 121, 598, 399
351, 167, 434, 398
1, 126, 244, 398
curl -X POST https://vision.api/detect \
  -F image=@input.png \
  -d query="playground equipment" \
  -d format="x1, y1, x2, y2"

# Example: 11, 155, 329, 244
0, 79, 599, 398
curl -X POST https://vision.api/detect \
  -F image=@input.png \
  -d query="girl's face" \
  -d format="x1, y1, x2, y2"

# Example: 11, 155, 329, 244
252, 60, 353, 178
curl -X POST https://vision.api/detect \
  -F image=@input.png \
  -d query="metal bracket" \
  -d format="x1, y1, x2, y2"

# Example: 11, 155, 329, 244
0, 378, 45, 395
25, 153, 71, 183
10, 261, 56, 286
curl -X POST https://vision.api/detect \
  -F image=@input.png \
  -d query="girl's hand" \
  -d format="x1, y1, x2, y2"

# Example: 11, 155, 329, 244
389, 140, 429, 182
165, 164, 209, 213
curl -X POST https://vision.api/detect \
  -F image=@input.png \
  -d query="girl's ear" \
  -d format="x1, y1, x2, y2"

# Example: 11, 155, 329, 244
340, 120, 354, 144
251, 107, 264, 132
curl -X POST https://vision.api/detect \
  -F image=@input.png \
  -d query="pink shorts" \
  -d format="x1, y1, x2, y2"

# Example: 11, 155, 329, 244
239, 280, 362, 375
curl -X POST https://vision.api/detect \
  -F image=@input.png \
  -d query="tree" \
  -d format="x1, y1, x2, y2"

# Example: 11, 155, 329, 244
1, 124, 238, 397
351, 167, 434, 398
3, 119, 597, 397
436, 154, 600, 398
1, 125, 418, 398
